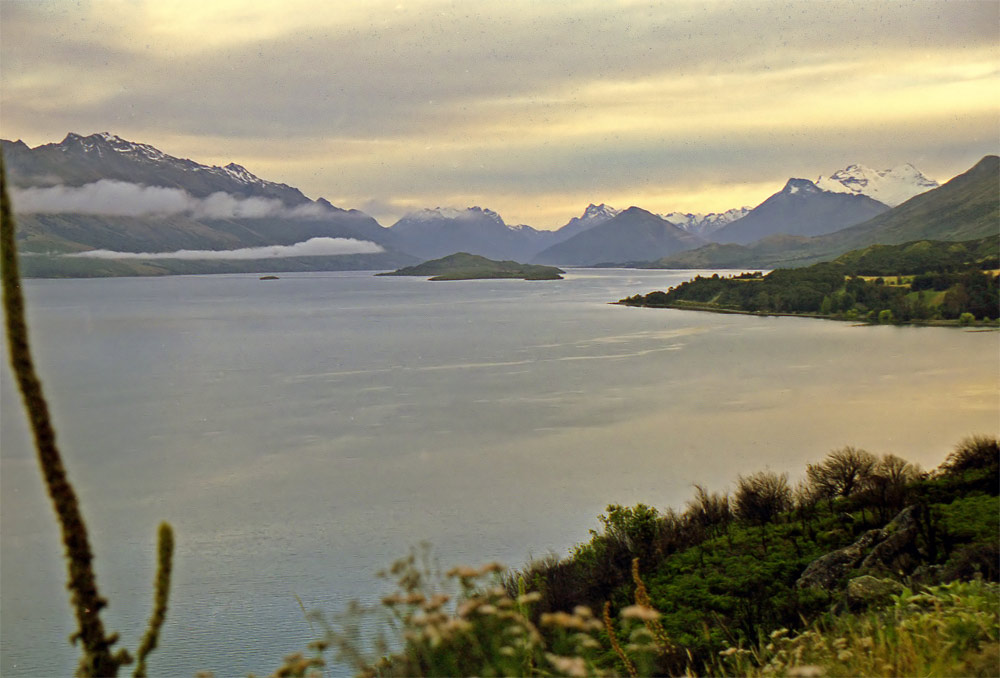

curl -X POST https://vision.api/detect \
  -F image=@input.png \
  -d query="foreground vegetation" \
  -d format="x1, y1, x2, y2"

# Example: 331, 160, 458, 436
266, 435, 1000, 677
621, 237, 999, 324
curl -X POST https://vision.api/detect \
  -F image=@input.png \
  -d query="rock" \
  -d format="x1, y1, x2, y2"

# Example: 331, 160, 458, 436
796, 504, 926, 590
859, 505, 922, 574
846, 575, 903, 609
796, 528, 885, 589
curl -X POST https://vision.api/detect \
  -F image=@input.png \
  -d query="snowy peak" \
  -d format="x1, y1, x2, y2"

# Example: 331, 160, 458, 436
581, 203, 620, 220
402, 206, 507, 226
661, 207, 751, 236
220, 162, 266, 186
816, 163, 938, 207
783, 178, 823, 195
60, 132, 169, 163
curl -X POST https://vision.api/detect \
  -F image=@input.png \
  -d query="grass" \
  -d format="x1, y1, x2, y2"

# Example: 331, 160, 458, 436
717, 580, 1000, 678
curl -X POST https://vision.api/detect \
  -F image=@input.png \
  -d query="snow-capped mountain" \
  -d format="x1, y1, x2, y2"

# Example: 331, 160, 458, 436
661, 207, 751, 237
551, 203, 621, 242
815, 163, 938, 207
1, 132, 419, 275
710, 178, 890, 245
390, 206, 555, 261
2, 132, 312, 206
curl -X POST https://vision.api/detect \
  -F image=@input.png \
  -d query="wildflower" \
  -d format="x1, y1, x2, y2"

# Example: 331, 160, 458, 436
456, 600, 478, 617
477, 604, 498, 615
517, 592, 542, 605
771, 628, 788, 639
836, 650, 852, 661
446, 566, 479, 578
788, 665, 825, 678
479, 562, 505, 575
620, 604, 661, 622
720, 647, 739, 657
545, 653, 588, 677
421, 593, 450, 611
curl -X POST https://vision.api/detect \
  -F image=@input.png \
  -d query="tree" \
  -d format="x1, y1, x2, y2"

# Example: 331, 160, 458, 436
862, 454, 920, 521
733, 471, 791, 549
806, 446, 877, 500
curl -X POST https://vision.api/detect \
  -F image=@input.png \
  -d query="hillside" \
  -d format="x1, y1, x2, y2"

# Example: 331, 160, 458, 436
377, 252, 564, 280
622, 236, 999, 324
311, 436, 1000, 678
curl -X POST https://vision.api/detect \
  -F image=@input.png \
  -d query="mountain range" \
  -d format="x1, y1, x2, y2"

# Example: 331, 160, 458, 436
647, 155, 999, 270
1, 131, 985, 276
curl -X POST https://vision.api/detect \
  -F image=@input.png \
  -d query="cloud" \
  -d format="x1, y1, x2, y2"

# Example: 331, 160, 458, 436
64, 237, 383, 260
2, 1, 998, 226
10, 180, 330, 219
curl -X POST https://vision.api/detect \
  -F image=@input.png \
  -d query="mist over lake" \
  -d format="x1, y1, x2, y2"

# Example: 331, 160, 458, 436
2, 269, 997, 677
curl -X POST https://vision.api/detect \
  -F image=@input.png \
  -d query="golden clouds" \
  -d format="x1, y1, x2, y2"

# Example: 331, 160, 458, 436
1, 0, 997, 227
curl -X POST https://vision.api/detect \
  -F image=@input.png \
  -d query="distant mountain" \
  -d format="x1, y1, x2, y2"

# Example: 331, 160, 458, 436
388, 207, 556, 261
710, 178, 889, 245
3, 133, 312, 205
661, 207, 751, 237
532, 207, 705, 266
815, 163, 938, 207
550, 203, 621, 242
2, 132, 419, 276
648, 155, 999, 270
812, 154, 999, 250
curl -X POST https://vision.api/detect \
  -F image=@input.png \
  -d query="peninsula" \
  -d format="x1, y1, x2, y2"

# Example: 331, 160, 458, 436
377, 252, 564, 280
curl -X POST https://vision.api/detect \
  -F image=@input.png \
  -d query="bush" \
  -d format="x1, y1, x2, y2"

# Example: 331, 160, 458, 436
939, 435, 1000, 476
960, 312, 976, 325
733, 471, 791, 528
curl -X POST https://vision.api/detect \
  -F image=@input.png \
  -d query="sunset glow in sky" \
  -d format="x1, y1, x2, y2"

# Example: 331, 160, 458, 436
2, 0, 998, 228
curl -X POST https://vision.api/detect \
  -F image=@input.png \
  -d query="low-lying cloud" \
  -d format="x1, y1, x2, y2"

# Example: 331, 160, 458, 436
11, 179, 330, 219
64, 236, 383, 260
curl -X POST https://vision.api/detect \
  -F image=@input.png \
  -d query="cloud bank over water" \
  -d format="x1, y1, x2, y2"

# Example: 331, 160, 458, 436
11, 180, 331, 219
64, 236, 383, 260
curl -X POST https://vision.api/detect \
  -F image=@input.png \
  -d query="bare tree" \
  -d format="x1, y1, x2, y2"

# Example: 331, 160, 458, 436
806, 446, 877, 499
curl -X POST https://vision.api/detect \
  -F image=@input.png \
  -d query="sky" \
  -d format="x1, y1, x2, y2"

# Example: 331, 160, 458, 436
1, 0, 998, 229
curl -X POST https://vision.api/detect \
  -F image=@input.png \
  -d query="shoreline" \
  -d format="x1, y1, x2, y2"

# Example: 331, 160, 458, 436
613, 300, 1000, 329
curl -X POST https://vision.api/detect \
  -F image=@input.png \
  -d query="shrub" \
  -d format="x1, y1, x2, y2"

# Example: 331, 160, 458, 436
733, 471, 792, 528
939, 435, 999, 476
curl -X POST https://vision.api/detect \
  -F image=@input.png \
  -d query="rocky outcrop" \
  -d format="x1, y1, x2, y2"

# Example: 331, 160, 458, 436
796, 505, 925, 590
796, 529, 884, 589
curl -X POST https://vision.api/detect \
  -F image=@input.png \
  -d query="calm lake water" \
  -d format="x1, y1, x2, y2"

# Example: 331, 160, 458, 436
2, 269, 997, 676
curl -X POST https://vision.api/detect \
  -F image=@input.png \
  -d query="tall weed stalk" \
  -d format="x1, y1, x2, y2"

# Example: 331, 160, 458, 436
1, 153, 174, 677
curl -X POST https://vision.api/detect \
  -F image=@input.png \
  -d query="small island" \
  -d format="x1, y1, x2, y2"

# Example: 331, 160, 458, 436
377, 252, 564, 281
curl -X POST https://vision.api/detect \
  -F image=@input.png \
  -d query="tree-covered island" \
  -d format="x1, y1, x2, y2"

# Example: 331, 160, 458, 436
377, 252, 564, 280
620, 237, 999, 325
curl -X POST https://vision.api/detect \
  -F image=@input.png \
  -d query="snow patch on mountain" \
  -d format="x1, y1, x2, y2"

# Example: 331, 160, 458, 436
661, 207, 751, 237
815, 163, 938, 207
401, 206, 507, 225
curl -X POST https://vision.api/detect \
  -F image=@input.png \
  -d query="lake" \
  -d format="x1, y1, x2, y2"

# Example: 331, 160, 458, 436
1, 269, 997, 676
